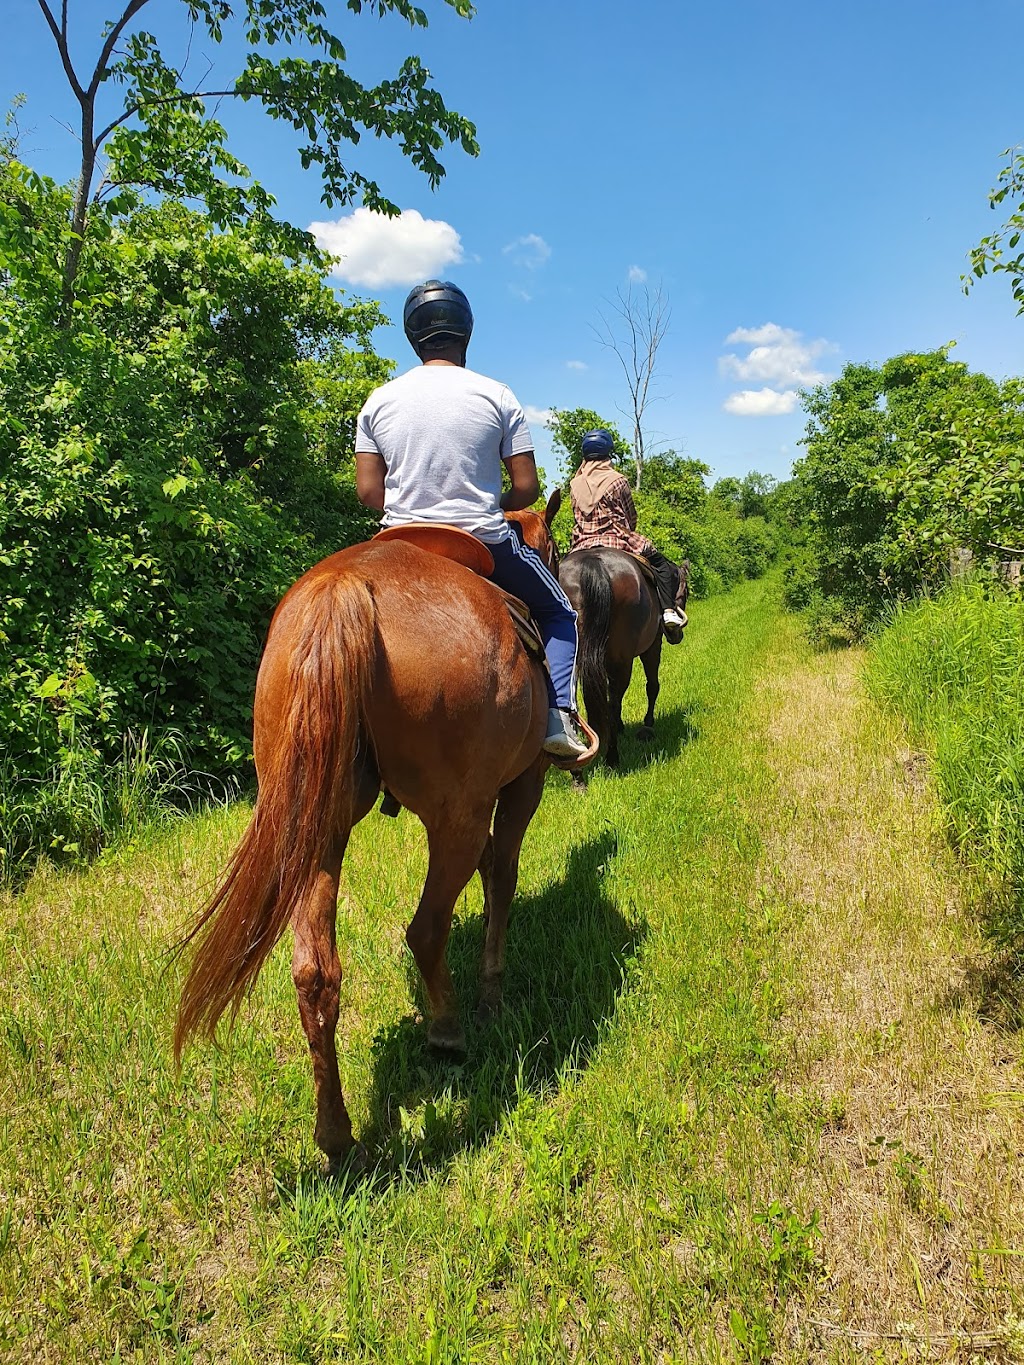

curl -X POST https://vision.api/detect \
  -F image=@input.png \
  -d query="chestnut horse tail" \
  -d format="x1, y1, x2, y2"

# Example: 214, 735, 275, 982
173, 572, 376, 1063
577, 555, 612, 740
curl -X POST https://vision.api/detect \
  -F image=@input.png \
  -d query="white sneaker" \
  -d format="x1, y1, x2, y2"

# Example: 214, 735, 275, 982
663, 608, 687, 630
543, 708, 589, 759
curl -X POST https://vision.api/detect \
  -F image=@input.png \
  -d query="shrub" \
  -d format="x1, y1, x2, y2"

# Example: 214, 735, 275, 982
790, 350, 1024, 639
0, 165, 389, 872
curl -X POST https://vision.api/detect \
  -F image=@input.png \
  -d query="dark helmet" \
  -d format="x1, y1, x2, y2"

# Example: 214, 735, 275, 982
581, 429, 615, 458
403, 280, 474, 353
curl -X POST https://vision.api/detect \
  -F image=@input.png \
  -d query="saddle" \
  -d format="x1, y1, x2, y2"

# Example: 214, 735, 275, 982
373, 523, 546, 662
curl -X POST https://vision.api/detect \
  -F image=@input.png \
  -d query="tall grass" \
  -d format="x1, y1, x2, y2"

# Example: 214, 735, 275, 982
866, 579, 1024, 929
0, 727, 232, 884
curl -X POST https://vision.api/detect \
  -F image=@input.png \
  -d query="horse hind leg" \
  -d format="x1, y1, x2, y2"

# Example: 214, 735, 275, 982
292, 842, 354, 1169
606, 660, 632, 768
291, 757, 379, 1170
638, 632, 663, 739
477, 757, 546, 1021
406, 811, 492, 1057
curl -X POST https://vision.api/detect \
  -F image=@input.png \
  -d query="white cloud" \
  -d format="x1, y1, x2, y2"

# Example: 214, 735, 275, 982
509, 284, 532, 302
566, 359, 588, 371
719, 322, 836, 388
308, 207, 464, 288
627, 264, 648, 283
524, 405, 554, 428
723, 388, 800, 417
503, 234, 551, 269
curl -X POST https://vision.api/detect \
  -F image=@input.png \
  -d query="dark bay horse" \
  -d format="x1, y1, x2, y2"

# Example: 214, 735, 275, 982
174, 500, 572, 1168
560, 548, 689, 768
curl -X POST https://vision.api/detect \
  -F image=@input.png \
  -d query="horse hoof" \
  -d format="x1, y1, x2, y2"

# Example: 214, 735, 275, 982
637, 725, 654, 741
475, 994, 503, 1025
428, 1019, 467, 1060
325, 1141, 367, 1180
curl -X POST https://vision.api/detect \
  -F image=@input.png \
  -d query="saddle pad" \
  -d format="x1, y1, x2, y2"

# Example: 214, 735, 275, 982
373, 523, 495, 576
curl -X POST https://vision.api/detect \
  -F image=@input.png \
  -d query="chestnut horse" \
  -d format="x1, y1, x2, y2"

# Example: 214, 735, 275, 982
174, 500, 571, 1168
560, 549, 689, 768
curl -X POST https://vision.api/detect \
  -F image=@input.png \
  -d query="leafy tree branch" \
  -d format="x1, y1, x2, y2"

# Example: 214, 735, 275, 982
28, 0, 478, 319
964, 145, 1024, 315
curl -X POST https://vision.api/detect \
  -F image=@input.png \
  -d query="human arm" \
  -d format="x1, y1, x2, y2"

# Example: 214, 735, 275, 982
500, 452, 540, 511
355, 451, 386, 511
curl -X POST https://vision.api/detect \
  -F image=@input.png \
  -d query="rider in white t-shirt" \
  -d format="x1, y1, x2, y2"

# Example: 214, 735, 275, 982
354, 280, 587, 759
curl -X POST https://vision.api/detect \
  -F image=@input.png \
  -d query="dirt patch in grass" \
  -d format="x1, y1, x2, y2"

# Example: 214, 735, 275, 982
760, 641, 1024, 1360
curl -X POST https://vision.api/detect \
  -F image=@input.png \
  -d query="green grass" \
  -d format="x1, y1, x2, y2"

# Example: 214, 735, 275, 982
2, 573, 955, 1362
866, 579, 1024, 934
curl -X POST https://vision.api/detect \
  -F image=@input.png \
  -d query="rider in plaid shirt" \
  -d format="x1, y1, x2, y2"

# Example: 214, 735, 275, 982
569, 429, 687, 640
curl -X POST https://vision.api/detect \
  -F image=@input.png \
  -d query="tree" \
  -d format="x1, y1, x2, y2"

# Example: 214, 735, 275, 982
594, 282, 670, 491
641, 451, 709, 515
710, 476, 742, 510
29, 0, 478, 315
965, 145, 1024, 314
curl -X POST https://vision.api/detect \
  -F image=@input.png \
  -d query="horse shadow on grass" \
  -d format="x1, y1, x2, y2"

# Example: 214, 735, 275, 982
354, 830, 644, 1182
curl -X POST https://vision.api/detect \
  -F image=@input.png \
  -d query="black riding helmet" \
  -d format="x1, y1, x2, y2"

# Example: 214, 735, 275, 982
581, 429, 615, 458
403, 280, 474, 355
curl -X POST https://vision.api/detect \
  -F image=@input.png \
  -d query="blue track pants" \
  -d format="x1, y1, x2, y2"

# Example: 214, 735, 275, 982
488, 533, 578, 709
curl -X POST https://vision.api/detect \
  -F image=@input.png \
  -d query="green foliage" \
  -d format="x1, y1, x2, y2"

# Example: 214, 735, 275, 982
867, 580, 1024, 936
633, 453, 777, 598
965, 144, 1024, 314
0, 163, 390, 874
787, 348, 1024, 639
712, 471, 778, 520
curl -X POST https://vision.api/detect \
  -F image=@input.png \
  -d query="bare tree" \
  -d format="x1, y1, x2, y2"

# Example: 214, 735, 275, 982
595, 282, 671, 490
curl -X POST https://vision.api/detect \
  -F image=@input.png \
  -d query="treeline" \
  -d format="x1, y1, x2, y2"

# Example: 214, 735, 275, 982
547, 407, 783, 596
786, 347, 1024, 932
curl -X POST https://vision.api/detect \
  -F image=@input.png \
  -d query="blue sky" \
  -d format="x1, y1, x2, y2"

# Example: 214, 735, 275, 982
5, 0, 1023, 482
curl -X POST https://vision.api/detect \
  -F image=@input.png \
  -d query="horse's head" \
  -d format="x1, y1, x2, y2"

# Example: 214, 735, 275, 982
506, 488, 562, 574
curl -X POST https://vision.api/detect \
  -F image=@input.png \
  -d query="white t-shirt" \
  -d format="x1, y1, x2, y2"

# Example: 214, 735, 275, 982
355, 364, 534, 544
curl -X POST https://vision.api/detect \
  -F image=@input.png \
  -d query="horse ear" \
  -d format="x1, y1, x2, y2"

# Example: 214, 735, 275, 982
544, 487, 562, 527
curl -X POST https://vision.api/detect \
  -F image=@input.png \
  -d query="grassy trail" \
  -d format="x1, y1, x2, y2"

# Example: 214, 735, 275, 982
1, 577, 1022, 1362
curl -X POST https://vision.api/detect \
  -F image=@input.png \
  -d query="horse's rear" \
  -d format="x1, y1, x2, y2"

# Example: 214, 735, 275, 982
560, 548, 663, 768
175, 535, 549, 1167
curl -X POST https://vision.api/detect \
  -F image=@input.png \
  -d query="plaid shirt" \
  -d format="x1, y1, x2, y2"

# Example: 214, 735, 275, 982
569, 468, 654, 556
